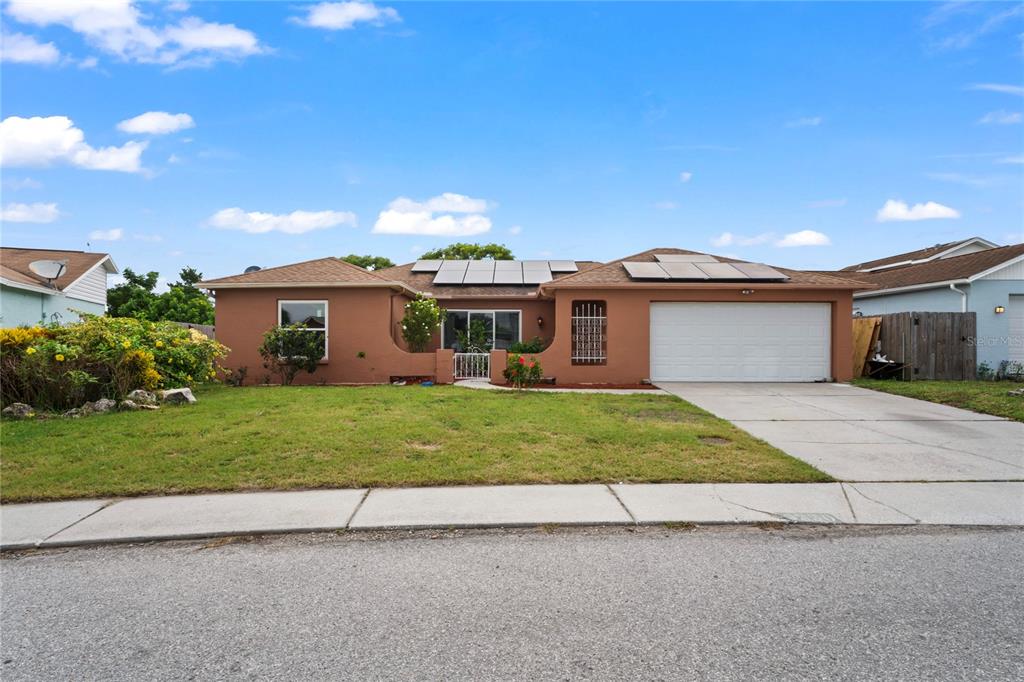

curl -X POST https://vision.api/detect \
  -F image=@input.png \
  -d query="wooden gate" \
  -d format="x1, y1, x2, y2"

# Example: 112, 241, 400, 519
874, 312, 977, 380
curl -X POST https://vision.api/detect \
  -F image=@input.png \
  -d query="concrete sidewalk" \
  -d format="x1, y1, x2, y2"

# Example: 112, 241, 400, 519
3, 481, 1022, 550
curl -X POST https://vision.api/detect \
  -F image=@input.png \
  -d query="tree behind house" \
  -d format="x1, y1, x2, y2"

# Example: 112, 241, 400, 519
420, 243, 514, 260
107, 266, 215, 325
342, 254, 395, 271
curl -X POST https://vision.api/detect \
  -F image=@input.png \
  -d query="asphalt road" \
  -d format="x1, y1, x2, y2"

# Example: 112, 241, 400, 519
2, 526, 1022, 681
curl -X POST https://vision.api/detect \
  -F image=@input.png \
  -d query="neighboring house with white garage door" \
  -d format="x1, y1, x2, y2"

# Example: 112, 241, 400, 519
845, 239, 1024, 371
0, 247, 118, 327
203, 247, 868, 385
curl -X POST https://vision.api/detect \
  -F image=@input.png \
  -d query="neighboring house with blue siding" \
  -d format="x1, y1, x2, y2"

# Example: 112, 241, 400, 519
845, 238, 1024, 370
0, 247, 118, 327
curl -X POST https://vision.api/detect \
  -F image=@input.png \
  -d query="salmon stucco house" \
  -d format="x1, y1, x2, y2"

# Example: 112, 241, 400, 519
199, 248, 870, 386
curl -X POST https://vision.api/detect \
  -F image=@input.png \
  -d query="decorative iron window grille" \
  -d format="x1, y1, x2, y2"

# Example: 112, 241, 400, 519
571, 300, 607, 365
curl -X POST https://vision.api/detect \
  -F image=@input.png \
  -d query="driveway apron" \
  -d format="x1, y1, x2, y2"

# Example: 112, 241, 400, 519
656, 383, 1024, 482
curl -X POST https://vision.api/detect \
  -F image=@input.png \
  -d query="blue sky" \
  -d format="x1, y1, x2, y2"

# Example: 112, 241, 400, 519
1, 1, 1022, 285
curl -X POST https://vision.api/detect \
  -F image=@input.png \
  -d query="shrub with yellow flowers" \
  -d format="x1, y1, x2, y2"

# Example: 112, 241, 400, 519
0, 317, 228, 412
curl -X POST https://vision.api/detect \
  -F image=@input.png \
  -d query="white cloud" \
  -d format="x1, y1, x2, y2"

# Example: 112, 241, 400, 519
0, 31, 60, 64
373, 210, 491, 237
653, 200, 678, 210
4, 0, 265, 68
875, 199, 961, 222
77, 55, 99, 69
996, 155, 1023, 165
786, 116, 823, 128
926, 172, 998, 188
806, 198, 847, 208
388, 192, 490, 214
968, 83, 1024, 96
710, 232, 773, 247
2, 176, 42, 190
678, 171, 693, 183
372, 193, 493, 236
775, 230, 831, 247
207, 207, 357, 235
294, 2, 401, 30
508, 225, 522, 235
978, 109, 1022, 124
0, 115, 147, 173
0, 202, 60, 223
167, 153, 182, 164
89, 228, 123, 241
925, 4, 1024, 51
117, 111, 195, 135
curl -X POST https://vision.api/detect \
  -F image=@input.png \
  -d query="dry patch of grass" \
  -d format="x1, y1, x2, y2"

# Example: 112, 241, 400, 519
1, 385, 829, 503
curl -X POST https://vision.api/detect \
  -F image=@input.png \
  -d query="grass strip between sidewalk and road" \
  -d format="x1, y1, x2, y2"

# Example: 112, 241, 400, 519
1, 385, 829, 503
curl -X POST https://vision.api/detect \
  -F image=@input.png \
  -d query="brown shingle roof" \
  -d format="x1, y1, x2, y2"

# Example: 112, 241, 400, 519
0, 247, 114, 291
541, 248, 870, 290
840, 237, 994, 272
848, 243, 1024, 291
375, 261, 603, 298
199, 257, 405, 288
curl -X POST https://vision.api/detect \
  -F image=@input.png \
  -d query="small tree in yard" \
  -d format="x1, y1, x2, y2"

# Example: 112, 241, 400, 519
258, 324, 325, 385
401, 296, 445, 352
504, 353, 542, 390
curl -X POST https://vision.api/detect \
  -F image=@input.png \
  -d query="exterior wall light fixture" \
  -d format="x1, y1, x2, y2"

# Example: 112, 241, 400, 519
994, 305, 1005, 314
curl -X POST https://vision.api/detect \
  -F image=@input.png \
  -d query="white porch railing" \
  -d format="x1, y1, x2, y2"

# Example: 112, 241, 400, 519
454, 352, 490, 380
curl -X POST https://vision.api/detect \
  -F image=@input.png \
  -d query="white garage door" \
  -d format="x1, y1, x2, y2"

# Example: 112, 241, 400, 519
650, 302, 831, 382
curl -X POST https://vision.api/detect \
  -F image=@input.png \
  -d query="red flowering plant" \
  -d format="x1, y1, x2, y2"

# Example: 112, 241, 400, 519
504, 353, 542, 390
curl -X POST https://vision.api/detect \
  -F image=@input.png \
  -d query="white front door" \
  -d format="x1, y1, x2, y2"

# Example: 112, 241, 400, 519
649, 302, 831, 382
1008, 295, 1024, 364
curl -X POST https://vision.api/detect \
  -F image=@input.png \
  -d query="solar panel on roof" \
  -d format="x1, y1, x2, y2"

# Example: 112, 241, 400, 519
412, 259, 443, 272
463, 260, 495, 284
654, 254, 719, 263
622, 262, 670, 279
659, 262, 710, 279
493, 262, 524, 285
547, 260, 579, 272
731, 262, 789, 281
523, 263, 553, 284
433, 260, 469, 284
694, 262, 750, 280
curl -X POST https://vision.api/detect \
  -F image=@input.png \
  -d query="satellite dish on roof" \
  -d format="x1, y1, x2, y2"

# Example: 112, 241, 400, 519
244, 265, 262, 273
28, 259, 67, 283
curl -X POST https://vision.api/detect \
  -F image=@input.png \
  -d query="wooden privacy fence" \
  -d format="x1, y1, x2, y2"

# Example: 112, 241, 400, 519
170, 321, 216, 339
853, 312, 976, 381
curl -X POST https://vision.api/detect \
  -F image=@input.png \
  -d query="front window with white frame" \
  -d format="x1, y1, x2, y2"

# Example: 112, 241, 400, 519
278, 300, 328, 359
442, 310, 521, 351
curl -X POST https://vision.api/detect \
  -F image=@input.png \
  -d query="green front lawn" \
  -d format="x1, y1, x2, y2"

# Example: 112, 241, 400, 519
0, 385, 828, 502
853, 379, 1024, 422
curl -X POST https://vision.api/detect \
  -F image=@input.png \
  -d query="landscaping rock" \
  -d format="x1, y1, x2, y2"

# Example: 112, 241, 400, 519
138, 404, 160, 411
118, 400, 140, 411
1008, 388, 1024, 397
161, 387, 197, 405
2, 403, 35, 419
87, 398, 118, 414
63, 407, 84, 419
127, 389, 158, 406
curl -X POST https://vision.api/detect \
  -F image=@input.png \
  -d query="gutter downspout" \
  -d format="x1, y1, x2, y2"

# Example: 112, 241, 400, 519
949, 283, 967, 313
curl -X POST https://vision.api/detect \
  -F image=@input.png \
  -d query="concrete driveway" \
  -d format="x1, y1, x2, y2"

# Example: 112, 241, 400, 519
658, 383, 1024, 482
